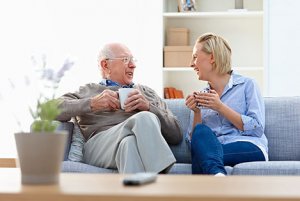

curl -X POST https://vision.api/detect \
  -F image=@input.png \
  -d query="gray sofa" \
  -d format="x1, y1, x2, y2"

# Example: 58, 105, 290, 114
60, 97, 300, 175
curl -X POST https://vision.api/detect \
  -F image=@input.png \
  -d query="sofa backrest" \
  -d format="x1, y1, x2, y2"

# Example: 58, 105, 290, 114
264, 97, 300, 161
165, 97, 300, 162
165, 99, 191, 163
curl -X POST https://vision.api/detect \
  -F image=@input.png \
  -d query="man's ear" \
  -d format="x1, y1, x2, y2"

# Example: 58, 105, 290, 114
100, 59, 107, 68
101, 60, 109, 71
101, 60, 110, 78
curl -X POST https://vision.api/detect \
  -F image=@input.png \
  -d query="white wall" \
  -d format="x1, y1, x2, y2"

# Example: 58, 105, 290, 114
0, 0, 162, 157
265, 0, 300, 96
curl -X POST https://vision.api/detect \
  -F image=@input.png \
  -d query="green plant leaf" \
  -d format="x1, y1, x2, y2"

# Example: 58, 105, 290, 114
31, 99, 62, 132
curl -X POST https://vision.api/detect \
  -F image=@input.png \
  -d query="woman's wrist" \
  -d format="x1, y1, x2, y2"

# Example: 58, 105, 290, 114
193, 107, 200, 113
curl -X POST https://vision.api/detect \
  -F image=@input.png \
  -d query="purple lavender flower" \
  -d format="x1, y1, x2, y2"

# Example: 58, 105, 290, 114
55, 59, 74, 83
41, 68, 55, 81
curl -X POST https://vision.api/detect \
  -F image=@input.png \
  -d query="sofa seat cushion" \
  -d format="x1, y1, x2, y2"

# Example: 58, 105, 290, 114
232, 161, 300, 175
62, 161, 117, 173
169, 163, 192, 174
169, 163, 233, 175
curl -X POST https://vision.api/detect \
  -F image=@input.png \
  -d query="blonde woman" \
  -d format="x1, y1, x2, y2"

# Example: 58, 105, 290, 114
185, 33, 268, 175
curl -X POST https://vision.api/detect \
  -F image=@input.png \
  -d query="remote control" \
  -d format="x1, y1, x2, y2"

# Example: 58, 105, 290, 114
123, 172, 157, 186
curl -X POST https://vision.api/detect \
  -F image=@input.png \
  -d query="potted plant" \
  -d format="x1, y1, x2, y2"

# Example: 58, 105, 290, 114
14, 55, 74, 185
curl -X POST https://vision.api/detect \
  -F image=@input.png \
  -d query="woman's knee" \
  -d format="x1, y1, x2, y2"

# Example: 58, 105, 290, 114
191, 124, 211, 141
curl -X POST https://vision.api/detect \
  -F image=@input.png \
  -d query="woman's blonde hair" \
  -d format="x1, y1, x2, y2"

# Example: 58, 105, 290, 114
196, 33, 232, 74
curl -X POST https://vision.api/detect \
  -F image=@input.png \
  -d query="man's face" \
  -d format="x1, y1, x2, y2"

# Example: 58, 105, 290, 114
103, 45, 136, 85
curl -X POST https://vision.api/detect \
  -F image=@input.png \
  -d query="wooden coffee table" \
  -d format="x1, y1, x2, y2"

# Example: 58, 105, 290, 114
1, 168, 300, 201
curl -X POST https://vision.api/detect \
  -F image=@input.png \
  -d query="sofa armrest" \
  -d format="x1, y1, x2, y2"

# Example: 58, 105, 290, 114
56, 122, 74, 161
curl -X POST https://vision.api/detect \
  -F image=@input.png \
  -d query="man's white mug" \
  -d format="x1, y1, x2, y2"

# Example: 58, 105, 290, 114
118, 88, 134, 110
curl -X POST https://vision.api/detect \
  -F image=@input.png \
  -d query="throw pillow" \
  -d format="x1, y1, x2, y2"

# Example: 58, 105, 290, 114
68, 123, 85, 162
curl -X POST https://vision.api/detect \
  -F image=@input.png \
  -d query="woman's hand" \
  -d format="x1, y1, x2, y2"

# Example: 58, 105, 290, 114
185, 93, 200, 113
195, 89, 223, 112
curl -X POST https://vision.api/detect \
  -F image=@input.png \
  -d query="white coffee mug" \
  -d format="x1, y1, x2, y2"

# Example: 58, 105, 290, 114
118, 88, 134, 110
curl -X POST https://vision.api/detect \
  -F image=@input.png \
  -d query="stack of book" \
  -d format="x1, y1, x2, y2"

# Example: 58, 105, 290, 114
164, 87, 184, 99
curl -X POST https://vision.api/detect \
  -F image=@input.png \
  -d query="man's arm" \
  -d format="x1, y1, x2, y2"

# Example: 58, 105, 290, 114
56, 84, 120, 122
56, 93, 91, 122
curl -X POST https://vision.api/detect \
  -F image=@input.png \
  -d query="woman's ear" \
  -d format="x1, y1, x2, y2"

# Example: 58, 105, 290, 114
210, 53, 215, 64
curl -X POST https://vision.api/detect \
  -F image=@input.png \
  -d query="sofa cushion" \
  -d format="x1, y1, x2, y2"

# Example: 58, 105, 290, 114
232, 161, 300, 175
169, 163, 233, 175
264, 97, 300, 161
165, 99, 192, 163
169, 163, 192, 174
62, 161, 117, 173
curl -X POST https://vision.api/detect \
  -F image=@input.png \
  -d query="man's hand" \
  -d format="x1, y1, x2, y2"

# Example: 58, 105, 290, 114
90, 89, 120, 112
123, 89, 150, 112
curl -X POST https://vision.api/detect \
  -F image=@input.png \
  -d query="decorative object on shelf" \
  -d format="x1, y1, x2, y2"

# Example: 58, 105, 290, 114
167, 28, 189, 46
12, 55, 74, 185
235, 0, 244, 9
164, 46, 193, 67
178, 0, 196, 12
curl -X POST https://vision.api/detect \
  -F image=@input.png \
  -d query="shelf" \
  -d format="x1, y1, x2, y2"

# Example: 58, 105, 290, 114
163, 11, 263, 18
163, 67, 192, 72
163, 67, 264, 72
162, 0, 264, 96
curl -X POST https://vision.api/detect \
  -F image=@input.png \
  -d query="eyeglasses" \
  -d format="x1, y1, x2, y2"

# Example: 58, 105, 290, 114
106, 56, 137, 65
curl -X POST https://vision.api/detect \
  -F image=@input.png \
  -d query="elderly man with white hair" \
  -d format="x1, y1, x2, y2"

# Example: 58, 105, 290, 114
56, 43, 182, 173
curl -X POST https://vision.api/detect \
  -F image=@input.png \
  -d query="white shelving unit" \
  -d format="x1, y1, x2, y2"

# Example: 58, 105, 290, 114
163, 0, 264, 97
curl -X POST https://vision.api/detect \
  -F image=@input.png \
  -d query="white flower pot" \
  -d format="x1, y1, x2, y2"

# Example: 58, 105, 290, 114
14, 132, 67, 185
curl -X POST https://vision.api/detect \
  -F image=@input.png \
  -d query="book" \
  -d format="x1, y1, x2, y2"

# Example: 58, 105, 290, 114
175, 89, 184, 98
164, 87, 184, 99
168, 87, 176, 99
164, 87, 170, 99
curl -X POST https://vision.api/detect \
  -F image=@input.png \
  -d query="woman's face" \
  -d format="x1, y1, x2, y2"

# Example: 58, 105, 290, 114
191, 43, 214, 81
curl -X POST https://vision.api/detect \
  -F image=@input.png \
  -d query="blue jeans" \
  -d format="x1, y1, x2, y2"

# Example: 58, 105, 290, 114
190, 124, 265, 175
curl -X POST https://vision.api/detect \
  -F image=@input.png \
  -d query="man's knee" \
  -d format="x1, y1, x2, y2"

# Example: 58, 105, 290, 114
119, 135, 135, 149
131, 111, 160, 127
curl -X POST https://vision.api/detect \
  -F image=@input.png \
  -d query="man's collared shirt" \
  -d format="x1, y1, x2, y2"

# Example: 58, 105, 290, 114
100, 79, 134, 88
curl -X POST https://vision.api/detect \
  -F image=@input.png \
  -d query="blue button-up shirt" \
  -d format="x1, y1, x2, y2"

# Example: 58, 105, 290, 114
186, 71, 268, 159
100, 79, 134, 88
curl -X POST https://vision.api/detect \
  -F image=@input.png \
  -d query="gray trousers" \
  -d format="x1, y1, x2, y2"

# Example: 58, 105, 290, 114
83, 111, 176, 173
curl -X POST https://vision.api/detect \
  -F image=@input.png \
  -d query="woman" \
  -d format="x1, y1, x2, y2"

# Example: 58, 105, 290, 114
185, 33, 268, 175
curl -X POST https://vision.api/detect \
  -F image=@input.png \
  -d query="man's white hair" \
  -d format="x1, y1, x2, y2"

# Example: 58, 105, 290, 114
97, 44, 117, 78
97, 44, 116, 67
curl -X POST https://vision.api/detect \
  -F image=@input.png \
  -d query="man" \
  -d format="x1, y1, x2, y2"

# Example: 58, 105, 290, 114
56, 43, 182, 173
